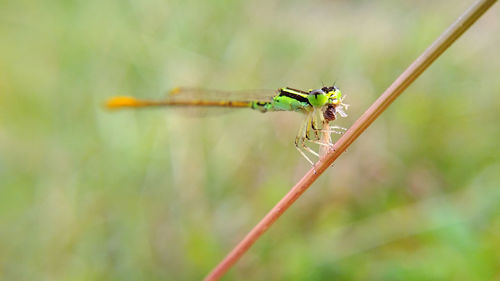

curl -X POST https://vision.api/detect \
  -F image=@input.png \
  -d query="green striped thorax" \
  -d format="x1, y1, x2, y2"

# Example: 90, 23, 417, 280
250, 85, 344, 115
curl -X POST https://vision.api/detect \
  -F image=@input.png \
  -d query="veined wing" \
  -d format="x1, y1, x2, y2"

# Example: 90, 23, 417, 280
107, 87, 277, 110
167, 87, 276, 102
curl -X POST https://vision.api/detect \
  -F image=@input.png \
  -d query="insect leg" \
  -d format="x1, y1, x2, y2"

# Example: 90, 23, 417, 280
295, 114, 316, 165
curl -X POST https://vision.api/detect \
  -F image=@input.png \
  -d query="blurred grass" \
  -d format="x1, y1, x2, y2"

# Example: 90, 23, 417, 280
1, 0, 500, 280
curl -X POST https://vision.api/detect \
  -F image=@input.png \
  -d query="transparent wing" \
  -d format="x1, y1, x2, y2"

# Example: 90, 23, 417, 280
106, 87, 277, 116
162, 88, 276, 116
167, 87, 276, 102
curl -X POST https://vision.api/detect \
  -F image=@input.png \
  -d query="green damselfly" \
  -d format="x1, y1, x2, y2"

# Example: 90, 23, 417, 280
107, 85, 349, 165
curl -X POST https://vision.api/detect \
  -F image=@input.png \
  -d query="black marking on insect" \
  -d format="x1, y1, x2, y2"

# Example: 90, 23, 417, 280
278, 88, 309, 104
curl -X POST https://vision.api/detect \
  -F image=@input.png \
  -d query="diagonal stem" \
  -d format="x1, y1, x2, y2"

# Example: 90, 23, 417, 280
203, 0, 498, 280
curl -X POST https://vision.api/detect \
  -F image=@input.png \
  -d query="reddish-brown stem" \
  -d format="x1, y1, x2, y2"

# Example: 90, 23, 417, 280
203, 0, 498, 280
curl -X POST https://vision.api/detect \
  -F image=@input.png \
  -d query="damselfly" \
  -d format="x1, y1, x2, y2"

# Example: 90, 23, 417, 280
107, 85, 349, 165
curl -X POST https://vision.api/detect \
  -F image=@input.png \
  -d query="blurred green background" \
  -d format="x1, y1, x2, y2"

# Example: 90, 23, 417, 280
1, 0, 500, 280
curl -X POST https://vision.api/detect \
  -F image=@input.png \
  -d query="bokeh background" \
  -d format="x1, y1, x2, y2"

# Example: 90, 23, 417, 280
2, 0, 500, 280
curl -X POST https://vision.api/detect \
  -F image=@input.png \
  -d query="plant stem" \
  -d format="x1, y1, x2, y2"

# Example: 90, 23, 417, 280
319, 121, 333, 157
203, 0, 498, 280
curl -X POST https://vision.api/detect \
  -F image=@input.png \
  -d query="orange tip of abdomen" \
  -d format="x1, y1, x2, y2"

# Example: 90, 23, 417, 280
106, 96, 141, 109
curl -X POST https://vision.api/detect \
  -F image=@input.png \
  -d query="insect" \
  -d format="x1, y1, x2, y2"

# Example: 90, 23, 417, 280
107, 85, 348, 165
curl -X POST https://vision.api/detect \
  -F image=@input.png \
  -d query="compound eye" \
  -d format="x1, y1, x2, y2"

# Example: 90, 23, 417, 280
308, 89, 329, 107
